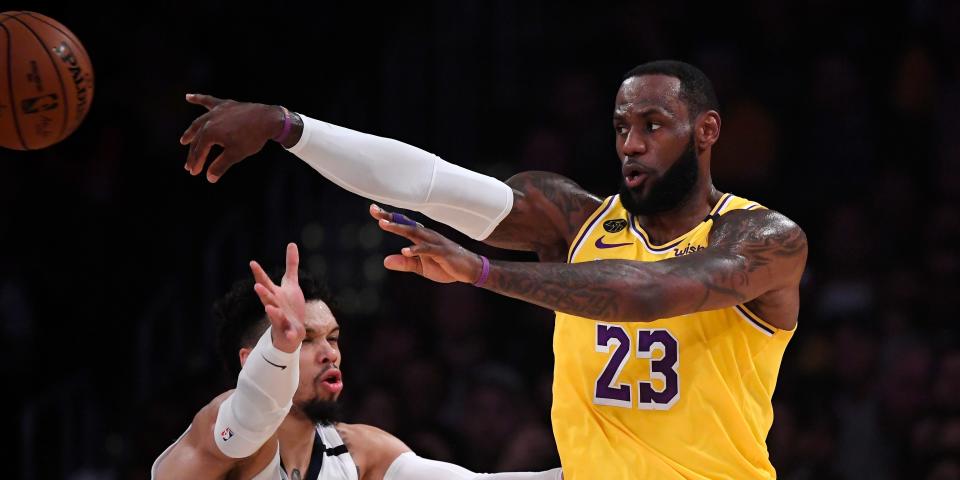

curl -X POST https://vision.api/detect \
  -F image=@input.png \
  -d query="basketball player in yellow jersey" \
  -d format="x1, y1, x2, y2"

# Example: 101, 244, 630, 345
181, 60, 807, 479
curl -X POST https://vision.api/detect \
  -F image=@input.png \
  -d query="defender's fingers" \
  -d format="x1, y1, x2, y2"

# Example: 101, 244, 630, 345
283, 243, 299, 284
264, 304, 288, 330
250, 260, 278, 292
253, 282, 277, 308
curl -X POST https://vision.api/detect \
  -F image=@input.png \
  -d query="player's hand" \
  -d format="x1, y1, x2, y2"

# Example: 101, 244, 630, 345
180, 93, 281, 183
370, 204, 484, 285
248, 243, 306, 353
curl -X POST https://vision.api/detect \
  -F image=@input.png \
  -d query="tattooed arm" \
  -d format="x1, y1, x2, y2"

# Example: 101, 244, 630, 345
484, 172, 603, 262
374, 207, 807, 330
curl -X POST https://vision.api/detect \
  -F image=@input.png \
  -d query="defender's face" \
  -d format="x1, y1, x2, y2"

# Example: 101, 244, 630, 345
614, 75, 695, 204
293, 301, 343, 404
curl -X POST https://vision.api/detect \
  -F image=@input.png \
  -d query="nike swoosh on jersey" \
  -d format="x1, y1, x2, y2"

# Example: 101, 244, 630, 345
594, 236, 633, 249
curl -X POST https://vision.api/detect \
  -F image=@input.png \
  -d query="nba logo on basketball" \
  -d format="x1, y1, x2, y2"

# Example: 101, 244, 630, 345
220, 427, 234, 442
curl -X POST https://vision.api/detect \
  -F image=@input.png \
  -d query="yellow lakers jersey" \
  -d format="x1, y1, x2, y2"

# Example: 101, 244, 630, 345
553, 193, 794, 480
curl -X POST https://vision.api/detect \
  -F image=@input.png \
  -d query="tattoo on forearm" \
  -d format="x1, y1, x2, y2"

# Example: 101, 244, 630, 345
487, 260, 653, 319
484, 209, 807, 322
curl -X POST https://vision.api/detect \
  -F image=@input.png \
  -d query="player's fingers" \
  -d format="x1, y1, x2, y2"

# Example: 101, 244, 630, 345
377, 218, 426, 242
206, 149, 242, 183
369, 203, 392, 222
187, 128, 217, 176
383, 254, 423, 275
185, 93, 224, 111
250, 260, 278, 292
253, 282, 277, 308
283, 243, 299, 285
264, 304, 287, 329
180, 112, 211, 146
403, 243, 437, 257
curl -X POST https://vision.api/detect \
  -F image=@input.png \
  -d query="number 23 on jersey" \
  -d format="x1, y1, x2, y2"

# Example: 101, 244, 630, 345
594, 324, 679, 410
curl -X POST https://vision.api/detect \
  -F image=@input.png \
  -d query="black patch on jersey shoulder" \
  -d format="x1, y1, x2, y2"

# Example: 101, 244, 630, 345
603, 219, 628, 233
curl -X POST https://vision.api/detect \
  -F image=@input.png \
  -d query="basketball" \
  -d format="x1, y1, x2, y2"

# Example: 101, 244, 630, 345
0, 11, 94, 150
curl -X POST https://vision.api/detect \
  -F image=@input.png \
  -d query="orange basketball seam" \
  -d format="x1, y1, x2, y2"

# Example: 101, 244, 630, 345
5, 13, 70, 146
0, 17, 27, 149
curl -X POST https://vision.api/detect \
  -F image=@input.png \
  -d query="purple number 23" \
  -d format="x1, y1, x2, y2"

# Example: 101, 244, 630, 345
594, 324, 679, 410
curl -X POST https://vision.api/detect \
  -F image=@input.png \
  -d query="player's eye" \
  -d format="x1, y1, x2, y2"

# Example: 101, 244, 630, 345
328, 337, 339, 344
615, 125, 629, 136
647, 122, 662, 133
303, 337, 315, 343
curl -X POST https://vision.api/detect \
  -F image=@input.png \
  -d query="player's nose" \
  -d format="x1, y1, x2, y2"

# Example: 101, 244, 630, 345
316, 341, 339, 364
621, 129, 647, 157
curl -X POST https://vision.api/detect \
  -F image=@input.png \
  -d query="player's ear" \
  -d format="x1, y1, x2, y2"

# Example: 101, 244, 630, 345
696, 111, 721, 150
238, 347, 252, 367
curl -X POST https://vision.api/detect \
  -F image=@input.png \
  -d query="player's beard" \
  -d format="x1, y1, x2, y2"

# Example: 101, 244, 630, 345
619, 135, 700, 216
300, 399, 343, 426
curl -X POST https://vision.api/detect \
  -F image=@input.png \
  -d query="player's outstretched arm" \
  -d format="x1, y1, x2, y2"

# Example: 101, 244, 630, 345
375, 206, 807, 330
181, 95, 599, 258
153, 244, 306, 479
337, 422, 562, 480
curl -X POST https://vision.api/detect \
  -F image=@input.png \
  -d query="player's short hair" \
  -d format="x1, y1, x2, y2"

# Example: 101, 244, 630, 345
623, 60, 719, 118
214, 268, 333, 378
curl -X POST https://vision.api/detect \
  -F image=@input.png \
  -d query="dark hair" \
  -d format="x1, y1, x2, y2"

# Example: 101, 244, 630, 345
214, 268, 333, 378
622, 60, 719, 118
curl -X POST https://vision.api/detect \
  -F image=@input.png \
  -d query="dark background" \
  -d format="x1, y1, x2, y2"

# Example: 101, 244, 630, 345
3, 1, 959, 479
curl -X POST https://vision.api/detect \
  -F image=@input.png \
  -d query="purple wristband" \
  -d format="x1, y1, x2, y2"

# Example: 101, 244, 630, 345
473, 255, 490, 287
273, 106, 292, 143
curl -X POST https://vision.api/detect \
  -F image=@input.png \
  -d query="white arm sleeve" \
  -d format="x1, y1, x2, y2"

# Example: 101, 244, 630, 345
383, 452, 563, 480
213, 327, 300, 458
287, 115, 514, 240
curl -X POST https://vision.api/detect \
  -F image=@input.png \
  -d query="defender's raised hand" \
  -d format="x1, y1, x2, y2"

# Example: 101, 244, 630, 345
370, 204, 484, 285
181, 93, 291, 183
248, 243, 306, 353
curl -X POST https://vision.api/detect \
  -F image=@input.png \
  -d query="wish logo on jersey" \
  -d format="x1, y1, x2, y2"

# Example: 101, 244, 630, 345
673, 245, 705, 257
220, 427, 234, 442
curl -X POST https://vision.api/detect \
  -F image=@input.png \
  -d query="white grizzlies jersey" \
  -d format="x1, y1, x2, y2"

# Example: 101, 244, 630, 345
151, 423, 358, 480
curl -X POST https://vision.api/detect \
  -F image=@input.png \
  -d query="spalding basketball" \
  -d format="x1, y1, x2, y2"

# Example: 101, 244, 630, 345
0, 11, 94, 150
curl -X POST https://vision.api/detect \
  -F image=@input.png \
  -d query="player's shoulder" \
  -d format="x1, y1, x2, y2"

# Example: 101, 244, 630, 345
335, 423, 411, 479
711, 206, 806, 247
505, 171, 601, 206
335, 422, 409, 451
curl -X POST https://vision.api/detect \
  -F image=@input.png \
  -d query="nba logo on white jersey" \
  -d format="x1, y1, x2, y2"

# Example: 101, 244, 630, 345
220, 427, 234, 442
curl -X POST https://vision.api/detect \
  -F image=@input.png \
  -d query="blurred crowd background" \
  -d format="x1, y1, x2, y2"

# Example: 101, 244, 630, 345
3, 1, 959, 479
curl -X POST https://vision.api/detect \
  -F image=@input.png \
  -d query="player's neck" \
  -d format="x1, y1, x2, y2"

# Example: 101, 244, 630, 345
277, 409, 318, 476
277, 408, 317, 452
634, 179, 722, 245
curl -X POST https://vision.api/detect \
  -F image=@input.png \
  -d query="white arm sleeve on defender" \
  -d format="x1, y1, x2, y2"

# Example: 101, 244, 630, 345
214, 327, 300, 458
383, 452, 563, 480
287, 115, 514, 240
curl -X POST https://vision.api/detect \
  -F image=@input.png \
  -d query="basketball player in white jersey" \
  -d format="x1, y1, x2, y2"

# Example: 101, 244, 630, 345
152, 243, 562, 480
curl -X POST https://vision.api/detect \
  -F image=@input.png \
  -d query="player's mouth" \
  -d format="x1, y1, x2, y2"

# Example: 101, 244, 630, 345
317, 369, 343, 395
622, 164, 650, 190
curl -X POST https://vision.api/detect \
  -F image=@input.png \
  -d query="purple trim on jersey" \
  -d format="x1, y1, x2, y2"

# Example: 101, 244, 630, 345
628, 193, 736, 254
734, 304, 775, 335
628, 216, 685, 253
712, 193, 735, 216
567, 196, 616, 263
